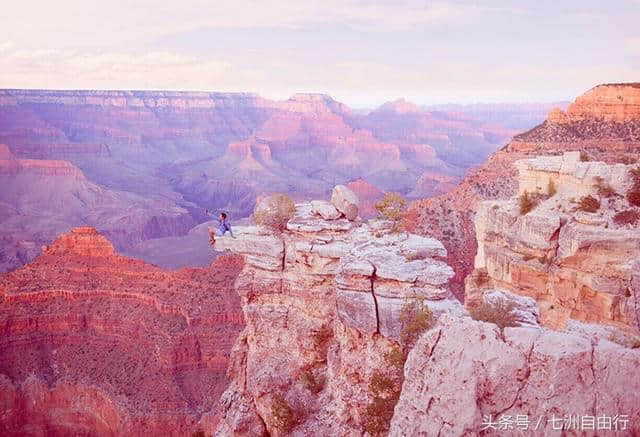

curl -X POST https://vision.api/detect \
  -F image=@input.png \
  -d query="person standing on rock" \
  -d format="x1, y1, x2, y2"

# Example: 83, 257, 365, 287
205, 210, 234, 245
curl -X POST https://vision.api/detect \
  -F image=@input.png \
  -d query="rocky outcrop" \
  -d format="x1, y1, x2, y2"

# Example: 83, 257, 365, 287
330, 184, 359, 220
214, 190, 460, 435
467, 152, 640, 336
215, 186, 640, 436
409, 83, 640, 298
391, 314, 640, 436
0, 227, 244, 436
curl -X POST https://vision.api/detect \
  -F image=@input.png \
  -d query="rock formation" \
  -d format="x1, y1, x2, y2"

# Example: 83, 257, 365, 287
213, 190, 461, 435
409, 83, 640, 298
467, 152, 640, 337
0, 227, 244, 436
213, 185, 640, 436
0, 145, 195, 273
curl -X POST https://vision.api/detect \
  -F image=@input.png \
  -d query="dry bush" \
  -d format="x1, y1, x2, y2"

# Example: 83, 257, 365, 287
270, 393, 300, 433
297, 367, 325, 394
375, 193, 407, 233
578, 195, 600, 213
191, 431, 206, 437
608, 331, 640, 349
547, 179, 557, 197
399, 297, 433, 348
613, 210, 640, 226
253, 193, 296, 233
628, 168, 640, 207
469, 299, 520, 331
594, 176, 616, 198
580, 151, 592, 162
519, 191, 538, 215
363, 358, 403, 435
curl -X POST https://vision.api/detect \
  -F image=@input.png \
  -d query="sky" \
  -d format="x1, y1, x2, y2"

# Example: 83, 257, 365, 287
1, 0, 639, 107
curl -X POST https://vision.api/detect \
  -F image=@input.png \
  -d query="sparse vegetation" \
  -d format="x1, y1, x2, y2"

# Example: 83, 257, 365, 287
297, 367, 325, 394
608, 331, 640, 349
580, 150, 592, 162
374, 193, 407, 233
628, 168, 640, 207
613, 210, 640, 226
363, 344, 405, 435
547, 179, 557, 197
191, 430, 206, 437
270, 393, 300, 433
469, 299, 520, 331
519, 191, 538, 215
403, 251, 426, 261
594, 176, 616, 198
578, 195, 600, 213
253, 193, 296, 233
399, 297, 433, 348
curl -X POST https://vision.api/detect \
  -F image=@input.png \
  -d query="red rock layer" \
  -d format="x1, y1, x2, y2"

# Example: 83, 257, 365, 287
408, 83, 640, 299
0, 227, 244, 436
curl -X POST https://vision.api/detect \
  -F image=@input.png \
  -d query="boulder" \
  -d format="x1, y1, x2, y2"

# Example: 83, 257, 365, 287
310, 200, 341, 220
330, 185, 359, 220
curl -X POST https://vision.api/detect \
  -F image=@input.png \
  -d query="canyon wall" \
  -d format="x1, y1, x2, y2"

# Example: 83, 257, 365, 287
467, 152, 640, 336
409, 83, 640, 298
214, 187, 640, 436
0, 227, 244, 436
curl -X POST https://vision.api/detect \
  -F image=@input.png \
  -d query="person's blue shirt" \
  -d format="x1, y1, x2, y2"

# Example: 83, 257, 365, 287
217, 217, 234, 237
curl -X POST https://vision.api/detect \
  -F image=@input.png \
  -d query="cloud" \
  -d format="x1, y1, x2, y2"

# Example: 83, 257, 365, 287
0, 47, 265, 91
0, 1, 468, 50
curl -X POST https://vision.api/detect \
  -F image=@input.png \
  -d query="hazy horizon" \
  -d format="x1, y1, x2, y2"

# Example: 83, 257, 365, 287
2, 0, 639, 106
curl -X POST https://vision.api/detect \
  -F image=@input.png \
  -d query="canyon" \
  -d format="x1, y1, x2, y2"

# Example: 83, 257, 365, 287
409, 83, 640, 298
0, 89, 558, 273
0, 227, 244, 435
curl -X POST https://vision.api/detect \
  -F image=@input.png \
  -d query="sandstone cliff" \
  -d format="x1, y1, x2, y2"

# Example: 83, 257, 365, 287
467, 152, 640, 337
0, 227, 244, 436
409, 83, 640, 298
214, 188, 640, 436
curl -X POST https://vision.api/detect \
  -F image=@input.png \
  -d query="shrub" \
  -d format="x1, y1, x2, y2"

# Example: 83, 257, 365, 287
270, 393, 300, 433
191, 431, 206, 437
384, 344, 405, 369
375, 193, 407, 233
519, 191, 537, 215
253, 193, 296, 233
628, 168, 640, 207
399, 297, 433, 347
578, 195, 600, 213
608, 331, 640, 349
613, 210, 640, 225
364, 368, 402, 435
580, 151, 591, 162
547, 179, 557, 197
403, 251, 426, 261
594, 176, 616, 198
297, 367, 325, 394
469, 299, 520, 331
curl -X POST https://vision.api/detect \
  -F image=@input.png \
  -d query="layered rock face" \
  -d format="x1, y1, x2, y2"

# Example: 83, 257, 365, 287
467, 152, 640, 336
409, 83, 640, 298
214, 190, 461, 435
0, 227, 244, 436
0, 145, 194, 273
215, 187, 640, 436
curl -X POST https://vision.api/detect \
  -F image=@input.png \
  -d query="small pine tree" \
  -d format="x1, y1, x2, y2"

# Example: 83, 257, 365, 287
374, 193, 407, 232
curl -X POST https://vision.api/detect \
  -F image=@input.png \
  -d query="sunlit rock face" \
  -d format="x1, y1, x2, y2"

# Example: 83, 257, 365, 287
0, 227, 244, 436
214, 189, 461, 435
467, 152, 640, 336
409, 83, 640, 298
